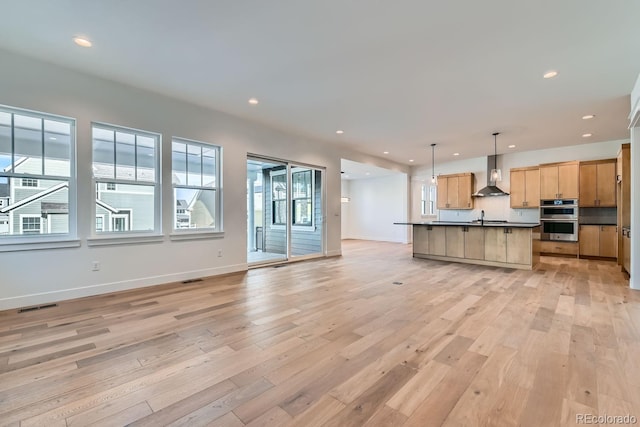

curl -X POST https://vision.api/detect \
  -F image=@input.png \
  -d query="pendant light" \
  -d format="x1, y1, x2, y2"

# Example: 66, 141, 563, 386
430, 143, 437, 184
490, 132, 502, 183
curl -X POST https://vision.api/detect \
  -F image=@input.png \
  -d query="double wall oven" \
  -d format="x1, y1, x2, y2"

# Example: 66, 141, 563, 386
540, 199, 578, 241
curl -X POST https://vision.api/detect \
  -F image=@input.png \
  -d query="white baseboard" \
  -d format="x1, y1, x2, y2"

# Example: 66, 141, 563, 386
0, 263, 248, 311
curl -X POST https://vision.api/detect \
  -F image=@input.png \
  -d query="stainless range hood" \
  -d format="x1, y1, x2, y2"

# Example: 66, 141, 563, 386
473, 155, 509, 197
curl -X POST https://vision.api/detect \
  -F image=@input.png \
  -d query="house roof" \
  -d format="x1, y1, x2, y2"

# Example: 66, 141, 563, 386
0, 182, 68, 213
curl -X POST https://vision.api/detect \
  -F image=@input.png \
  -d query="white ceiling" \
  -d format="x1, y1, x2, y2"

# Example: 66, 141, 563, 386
0, 1, 639, 167
341, 159, 403, 180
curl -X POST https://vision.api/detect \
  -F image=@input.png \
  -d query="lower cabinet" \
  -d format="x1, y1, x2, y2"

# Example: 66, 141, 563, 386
623, 230, 631, 274
413, 225, 446, 256
464, 227, 485, 260
579, 225, 617, 258
483, 227, 532, 265
412, 225, 535, 269
446, 227, 465, 258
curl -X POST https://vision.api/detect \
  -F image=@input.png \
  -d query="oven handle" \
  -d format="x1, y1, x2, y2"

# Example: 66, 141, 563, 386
540, 218, 578, 222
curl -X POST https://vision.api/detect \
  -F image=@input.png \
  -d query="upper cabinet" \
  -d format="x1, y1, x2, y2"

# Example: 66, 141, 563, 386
510, 167, 540, 208
539, 161, 579, 199
436, 173, 474, 210
579, 159, 616, 207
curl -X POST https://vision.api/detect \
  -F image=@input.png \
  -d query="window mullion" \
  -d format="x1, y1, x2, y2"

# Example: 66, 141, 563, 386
40, 117, 45, 175
10, 113, 14, 174
134, 134, 138, 182
112, 130, 116, 180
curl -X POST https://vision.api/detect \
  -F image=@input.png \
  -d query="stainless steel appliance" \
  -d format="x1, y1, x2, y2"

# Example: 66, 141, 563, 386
540, 199, 578, 241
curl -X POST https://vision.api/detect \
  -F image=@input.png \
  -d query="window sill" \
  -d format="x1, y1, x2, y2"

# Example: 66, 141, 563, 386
0, 238, 81, 252
170, 230, 225, 241
87, 234, 164, 247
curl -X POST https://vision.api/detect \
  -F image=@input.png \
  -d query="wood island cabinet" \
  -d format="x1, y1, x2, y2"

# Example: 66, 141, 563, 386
464, 227, 485, 260
579, 159, 616, 207
412, 224, 537, 270
579, 225, 617, 258
539, 162, 579, 200
510, 167, 540, 208
436, 173, 474, 209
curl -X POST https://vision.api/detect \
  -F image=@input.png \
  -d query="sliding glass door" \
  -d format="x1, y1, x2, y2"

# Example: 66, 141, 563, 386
247, 156, 324, 266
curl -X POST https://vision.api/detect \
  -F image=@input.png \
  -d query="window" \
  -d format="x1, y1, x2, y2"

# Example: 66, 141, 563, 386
292, 168, 313, 227
21, 215, 42, 234
95, 215, 104, 232
171, 138, 221, 231
421, 184, 437, 216
92, 123, 160, 234
271, 170, 287, 226
0, 105, 75, 239
21, 178, 38, 187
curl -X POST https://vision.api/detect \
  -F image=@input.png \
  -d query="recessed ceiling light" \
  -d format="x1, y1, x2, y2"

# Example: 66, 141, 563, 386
49, 136, 57, 141
73, 36, 92, 48
582, 114, 595, 120
409, 159, 414, 162
383, 151, 389, 154
543, 70, 558, 79
582, 133, 592, 138
453, 153, 460, 156
508, 144, 516, 148
336, 130, 344, 134
365, 172, 370, 176
248, 98, 259, 105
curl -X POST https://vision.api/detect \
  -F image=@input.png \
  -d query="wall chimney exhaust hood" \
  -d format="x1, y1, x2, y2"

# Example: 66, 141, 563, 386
473, 132, 509, 197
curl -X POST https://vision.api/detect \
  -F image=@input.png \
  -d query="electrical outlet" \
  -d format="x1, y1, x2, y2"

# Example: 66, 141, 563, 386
217, 249, 223, 257
92, 261, 100, 271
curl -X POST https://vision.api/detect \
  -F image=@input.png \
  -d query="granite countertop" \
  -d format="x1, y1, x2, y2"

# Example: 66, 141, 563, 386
395, 221, 540, 228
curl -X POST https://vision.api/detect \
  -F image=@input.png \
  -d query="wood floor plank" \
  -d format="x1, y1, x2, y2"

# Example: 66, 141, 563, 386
0, 240, 634, 426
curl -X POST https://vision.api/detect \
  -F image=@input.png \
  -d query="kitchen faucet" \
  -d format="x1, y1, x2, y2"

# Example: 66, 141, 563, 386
480, 209, 485, 225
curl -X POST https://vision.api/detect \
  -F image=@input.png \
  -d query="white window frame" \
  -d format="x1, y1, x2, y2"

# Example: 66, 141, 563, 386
0, 104, 77, 250
20, 214, 42, 234
95, 214, 105, 232
170, 137, 222, 234
421, 184, 437, 217
89, 122, 161, 241
291, 167, 315, 230
270, 169, 287, 229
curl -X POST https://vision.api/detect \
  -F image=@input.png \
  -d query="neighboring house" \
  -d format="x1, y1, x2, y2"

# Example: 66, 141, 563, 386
0, 158, 69, 235
1, 157, 186, 234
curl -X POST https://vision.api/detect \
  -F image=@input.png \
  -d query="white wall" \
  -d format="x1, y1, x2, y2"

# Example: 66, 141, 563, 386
0, 49, 410, 309
341, 180, 350, 239
342, 174, 410, 243
411, 139, 626, 224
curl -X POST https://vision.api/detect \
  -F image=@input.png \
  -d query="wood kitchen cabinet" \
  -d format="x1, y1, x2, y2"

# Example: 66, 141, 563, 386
510, 167, 540, 208
539, 162, 579, 200
436, 173, 474, 209
445, 227, 465, 258
579, 159, 616, 207
623, 228, 631, 274
579, 225, 617, 258
464, 227, 485, 260
483, 227, 531, 264
412, 224, 537, 270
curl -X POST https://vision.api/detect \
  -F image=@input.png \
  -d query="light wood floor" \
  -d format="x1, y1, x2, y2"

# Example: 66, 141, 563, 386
1, 240, 639, 426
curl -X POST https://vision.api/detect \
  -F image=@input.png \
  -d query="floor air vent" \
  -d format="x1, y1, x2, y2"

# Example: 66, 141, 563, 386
393, 281, 404, 285
182, 278, 204, 284
18, 303, 58, 313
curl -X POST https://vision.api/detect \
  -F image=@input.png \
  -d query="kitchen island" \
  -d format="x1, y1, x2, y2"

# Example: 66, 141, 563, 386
396, 221, 540, 270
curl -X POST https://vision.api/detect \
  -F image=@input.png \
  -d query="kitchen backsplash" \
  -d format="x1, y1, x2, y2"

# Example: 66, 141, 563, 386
438, 197, 540, 223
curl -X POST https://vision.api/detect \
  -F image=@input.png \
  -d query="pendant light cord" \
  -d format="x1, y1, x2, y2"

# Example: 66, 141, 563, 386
493, 132, 499, 171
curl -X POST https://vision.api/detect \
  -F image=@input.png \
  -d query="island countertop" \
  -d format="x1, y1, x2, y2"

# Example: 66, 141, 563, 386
394, 221, 540, 228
